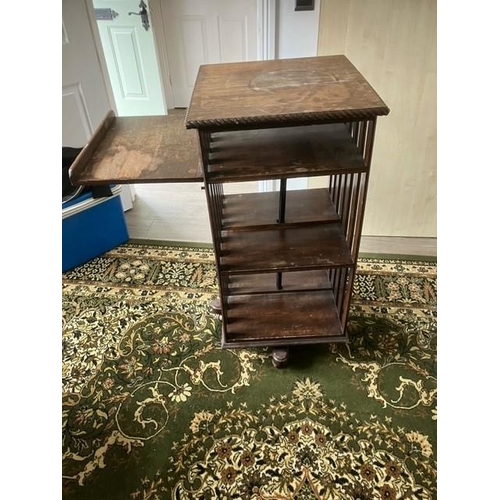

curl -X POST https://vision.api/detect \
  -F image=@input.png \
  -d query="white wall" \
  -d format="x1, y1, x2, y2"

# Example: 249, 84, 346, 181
317, 0, 437, 237
274, 0, 320, 190
276, 0, 320, 59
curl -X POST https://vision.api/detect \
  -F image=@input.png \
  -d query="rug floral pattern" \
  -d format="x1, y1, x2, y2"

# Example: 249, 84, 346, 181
62, 243, 437, 499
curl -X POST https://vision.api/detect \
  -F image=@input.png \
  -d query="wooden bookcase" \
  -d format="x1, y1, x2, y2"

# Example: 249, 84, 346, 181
185, 55, 389, 366
69, 55, 389, 368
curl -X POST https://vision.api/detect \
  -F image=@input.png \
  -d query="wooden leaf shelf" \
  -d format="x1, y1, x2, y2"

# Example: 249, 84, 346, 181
69, 109, 203, 186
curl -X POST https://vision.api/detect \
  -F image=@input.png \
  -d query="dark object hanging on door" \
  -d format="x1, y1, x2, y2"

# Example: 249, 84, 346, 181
129, 0, 150, 31
94, 8, 119, 21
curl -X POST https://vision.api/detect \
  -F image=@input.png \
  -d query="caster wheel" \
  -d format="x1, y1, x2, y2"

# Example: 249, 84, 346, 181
210, 298, 221, 315
272, 347, 289, 368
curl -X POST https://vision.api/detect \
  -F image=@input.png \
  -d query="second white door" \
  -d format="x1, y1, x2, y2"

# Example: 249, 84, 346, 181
158, 0, 259, 108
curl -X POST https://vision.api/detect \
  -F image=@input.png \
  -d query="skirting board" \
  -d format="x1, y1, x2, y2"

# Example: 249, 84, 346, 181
359, 236, 436, 257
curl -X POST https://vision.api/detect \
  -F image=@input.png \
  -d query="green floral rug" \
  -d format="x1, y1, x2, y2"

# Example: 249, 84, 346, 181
62, 242, 437, 499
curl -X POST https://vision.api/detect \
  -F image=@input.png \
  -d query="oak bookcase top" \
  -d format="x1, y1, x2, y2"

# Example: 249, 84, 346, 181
186, 55, 389, 130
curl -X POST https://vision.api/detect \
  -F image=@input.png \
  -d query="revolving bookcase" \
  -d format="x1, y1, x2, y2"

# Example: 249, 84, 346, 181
185, 55, 389, 365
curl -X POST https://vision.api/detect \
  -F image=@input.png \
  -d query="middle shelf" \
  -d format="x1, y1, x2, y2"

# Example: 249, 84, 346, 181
220, 222, 353, 275
223, 188, 340, 231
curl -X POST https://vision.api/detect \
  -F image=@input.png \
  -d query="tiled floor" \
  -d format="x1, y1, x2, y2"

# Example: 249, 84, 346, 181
124, 182, 258, 244
124, 183, 437, 256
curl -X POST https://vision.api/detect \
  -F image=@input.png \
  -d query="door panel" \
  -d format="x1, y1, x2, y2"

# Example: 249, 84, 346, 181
62, 84, 93, 148
218, 16, 249, 61
108, 27, 148, 97
160, 0, 258, 107
180, 16, 209, 88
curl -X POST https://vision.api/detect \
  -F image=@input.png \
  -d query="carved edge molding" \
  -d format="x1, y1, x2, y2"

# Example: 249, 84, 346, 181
185, 107, 390, 130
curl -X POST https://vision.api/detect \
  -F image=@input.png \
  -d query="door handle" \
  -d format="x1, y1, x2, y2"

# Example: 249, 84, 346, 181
128, 0, 150, 31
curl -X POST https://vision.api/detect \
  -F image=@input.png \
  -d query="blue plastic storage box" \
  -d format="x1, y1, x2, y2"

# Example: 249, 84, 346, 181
62, 185, 129, 272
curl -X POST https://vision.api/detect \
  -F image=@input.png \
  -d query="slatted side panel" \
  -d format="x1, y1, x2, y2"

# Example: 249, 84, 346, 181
328, 118, 377, 331
199, 130, 229, 328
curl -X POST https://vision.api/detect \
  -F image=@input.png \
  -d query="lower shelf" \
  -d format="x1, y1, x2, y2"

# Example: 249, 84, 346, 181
221, 290, 348, 348
228, 269, 331, 295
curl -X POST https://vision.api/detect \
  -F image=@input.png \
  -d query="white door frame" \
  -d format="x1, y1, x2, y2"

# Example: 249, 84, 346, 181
149, 0, 277, 111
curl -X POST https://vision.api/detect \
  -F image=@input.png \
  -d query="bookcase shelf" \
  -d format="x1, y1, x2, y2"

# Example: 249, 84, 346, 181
220, 223, 354, 275
206, 123, 367, 183
222, 290, 347, 348
222, 188, 340, 230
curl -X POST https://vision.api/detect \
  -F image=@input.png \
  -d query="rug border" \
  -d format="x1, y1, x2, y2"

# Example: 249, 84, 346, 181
127, 239, 437, 262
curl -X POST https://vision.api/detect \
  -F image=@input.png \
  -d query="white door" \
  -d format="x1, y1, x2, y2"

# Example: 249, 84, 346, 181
158, 0, 259, 108
92, 0, 166, 116
62, 0, 134, 210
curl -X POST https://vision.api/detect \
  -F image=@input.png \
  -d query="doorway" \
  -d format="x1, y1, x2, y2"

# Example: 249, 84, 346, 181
92, 0, 276, 114
91, 0, 166, 116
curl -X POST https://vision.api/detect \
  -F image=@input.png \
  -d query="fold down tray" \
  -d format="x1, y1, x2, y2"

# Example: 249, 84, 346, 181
69, 109, 203, 186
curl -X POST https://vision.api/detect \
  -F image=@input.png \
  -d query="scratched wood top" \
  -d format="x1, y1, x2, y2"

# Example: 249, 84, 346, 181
186, 55, 389, 130
69, 109, 203, 186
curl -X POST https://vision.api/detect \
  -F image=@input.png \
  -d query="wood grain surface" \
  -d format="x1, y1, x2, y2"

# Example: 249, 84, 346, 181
186, 55, 389, 130
69, 109, 202, 185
